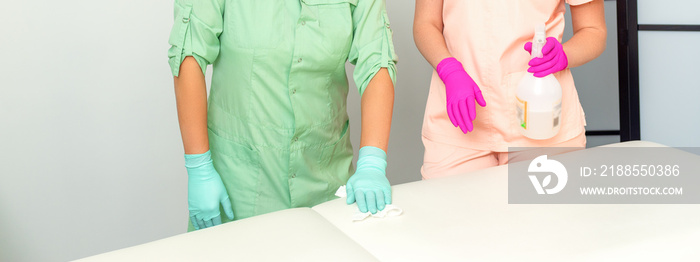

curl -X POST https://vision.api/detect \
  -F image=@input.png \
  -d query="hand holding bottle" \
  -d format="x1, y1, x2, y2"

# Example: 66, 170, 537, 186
524, 37, 568, 78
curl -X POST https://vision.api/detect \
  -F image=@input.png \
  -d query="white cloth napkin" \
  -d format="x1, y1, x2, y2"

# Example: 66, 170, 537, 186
335, 186, 403, 222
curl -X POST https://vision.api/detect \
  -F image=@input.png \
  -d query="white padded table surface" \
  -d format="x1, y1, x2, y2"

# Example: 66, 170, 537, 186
312, 141, 700, 261
77, 141, 700, 261
76, 208, 380, 262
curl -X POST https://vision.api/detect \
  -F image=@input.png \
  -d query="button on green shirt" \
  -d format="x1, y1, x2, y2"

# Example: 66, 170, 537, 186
168, 0, 397, 225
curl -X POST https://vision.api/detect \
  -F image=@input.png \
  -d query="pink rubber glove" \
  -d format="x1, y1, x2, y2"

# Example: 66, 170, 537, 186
524, 37, 568, 78
436, 57, 487, 133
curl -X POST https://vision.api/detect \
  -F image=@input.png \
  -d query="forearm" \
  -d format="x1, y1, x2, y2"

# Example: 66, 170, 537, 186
564, 0, 607, 68
359, 68, 394, 153
563, 28, 607, 68
413, 0, 450, 69
414, 23, 451, 69
174, 56, 210, 155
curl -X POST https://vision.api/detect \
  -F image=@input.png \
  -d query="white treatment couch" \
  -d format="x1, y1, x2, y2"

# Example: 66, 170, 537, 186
76, 141, 700, 261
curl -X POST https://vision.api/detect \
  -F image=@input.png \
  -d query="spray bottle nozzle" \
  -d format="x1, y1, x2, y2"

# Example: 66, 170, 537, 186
531, 23, 547, 59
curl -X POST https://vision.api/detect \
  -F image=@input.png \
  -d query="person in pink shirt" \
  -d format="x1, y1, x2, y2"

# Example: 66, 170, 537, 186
414, 0, 607, 179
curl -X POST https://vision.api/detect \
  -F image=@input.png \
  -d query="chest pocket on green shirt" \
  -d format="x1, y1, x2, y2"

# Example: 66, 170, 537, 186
301, 0, 356, 57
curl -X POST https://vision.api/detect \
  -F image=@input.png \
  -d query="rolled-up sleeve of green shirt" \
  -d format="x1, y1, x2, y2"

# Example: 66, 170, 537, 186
348, 0, 398, 96
167, 0, 225, 77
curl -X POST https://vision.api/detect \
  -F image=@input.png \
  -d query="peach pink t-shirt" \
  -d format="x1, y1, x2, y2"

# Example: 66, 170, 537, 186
422, 0, 592, 152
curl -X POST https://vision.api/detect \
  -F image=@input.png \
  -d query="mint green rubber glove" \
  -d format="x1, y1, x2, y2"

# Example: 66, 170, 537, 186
185, 150, 234, 230
346, 146, 392, 214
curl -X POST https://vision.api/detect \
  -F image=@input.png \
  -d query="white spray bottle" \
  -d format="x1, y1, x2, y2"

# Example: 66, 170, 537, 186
516, 23, 562, 140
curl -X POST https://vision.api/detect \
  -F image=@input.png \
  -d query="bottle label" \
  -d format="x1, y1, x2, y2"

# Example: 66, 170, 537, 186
516, 96, 527, 129
553, 99, 562, 128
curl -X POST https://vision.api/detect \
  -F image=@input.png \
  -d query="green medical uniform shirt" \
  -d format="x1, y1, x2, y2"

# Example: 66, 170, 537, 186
168, 0, 397, 225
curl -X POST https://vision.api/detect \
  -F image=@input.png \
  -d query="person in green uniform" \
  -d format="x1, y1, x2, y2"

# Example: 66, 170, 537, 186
168, 0, 397, 230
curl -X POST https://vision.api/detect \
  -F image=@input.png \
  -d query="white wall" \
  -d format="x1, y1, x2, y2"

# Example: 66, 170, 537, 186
638, 0, 700, 25
1, 1, 186, 261
639, 32, 700, 147
0, 1, 430, 261
637, 0, 700, 147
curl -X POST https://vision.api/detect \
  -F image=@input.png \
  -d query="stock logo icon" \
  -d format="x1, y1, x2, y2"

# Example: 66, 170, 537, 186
528, 155, 568, 195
